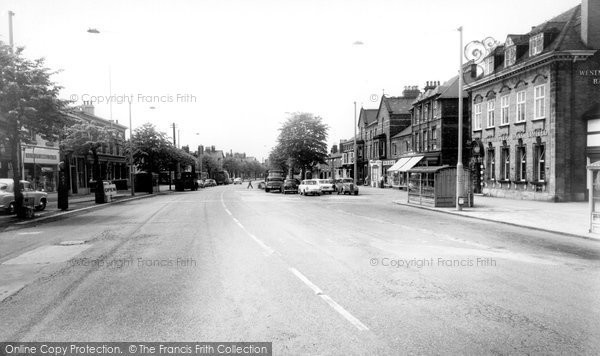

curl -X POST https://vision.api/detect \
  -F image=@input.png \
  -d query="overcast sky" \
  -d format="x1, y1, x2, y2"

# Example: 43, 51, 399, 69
1, 0, 581, 161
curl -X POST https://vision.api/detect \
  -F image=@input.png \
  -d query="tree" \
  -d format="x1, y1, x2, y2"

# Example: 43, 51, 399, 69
201, 155, 219, 178
61, 121, 123, 203
275, 112, 328, 179
0, 42, 69, 216
223, 157, 240, 177
128, 123, 172, 193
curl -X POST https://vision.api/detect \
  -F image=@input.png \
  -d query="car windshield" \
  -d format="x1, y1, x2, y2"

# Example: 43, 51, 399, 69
306, 181, 316, 185
342, 179, 354, 183
0, 183, 8, 191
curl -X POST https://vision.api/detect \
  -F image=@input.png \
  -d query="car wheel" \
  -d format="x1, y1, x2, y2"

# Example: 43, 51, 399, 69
7, 202, 15, 215
265, 188, 270, 192
36, 199, 47, 211
354, 191, 358, 195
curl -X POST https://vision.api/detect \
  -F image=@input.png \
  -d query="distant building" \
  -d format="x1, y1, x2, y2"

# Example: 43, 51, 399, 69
66, 102, 128, 194
467, 1, 600, 201
360, 87, 419, 187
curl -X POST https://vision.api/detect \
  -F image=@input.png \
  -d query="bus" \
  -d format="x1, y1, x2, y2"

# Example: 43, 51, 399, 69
214, 170, 230, 185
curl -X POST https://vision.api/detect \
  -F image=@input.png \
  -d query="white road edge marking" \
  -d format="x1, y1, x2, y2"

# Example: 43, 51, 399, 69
289, 267, 369, 331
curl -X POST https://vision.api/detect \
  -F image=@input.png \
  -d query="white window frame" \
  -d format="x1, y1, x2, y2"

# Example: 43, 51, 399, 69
505, 46, 516, 67
474, 103, 482, 130
500, 95, 510, 125
516, 91, 526, 123
534, 84, 545, 119
487, 100, 495, 128
530, 33, 544, 56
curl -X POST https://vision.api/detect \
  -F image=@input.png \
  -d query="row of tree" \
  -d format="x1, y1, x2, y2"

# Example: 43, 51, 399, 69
0, 41, 202, 213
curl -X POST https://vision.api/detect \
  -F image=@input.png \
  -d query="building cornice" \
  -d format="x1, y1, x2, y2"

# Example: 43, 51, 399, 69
465, 50, 597, 91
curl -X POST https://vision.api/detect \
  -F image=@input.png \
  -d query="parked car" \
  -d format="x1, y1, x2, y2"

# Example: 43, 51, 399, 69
257, 181, 266, 189
198, 180, 205, 188
317, 179, 335, 194
335, 178, 359, 195
282, 179, 299, 194
298, 179, 321, 196
233, 178, 243, 185
204, 179, 217, 187
0, 179, 48, 214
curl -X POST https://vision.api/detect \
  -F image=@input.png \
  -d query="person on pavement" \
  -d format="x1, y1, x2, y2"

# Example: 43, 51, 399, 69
247, 180, 253, 189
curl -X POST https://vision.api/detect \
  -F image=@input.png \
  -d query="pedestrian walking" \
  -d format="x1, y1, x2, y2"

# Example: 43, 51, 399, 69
247, 179, 253, 189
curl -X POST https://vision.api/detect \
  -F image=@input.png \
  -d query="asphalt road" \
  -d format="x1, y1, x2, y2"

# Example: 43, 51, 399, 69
0, 185, 599, 355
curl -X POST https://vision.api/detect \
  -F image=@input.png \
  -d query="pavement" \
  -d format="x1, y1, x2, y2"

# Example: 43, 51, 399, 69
349, 185, 598, 241
0, 185, 176, 231
1, 184, 598, 354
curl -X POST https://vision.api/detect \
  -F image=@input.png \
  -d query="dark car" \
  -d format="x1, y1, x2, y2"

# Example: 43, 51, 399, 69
204, 179, 217, 187
282, 179, 299, 194
335, 178, 359, 195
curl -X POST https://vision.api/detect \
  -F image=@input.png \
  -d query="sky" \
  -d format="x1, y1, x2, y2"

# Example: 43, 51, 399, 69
0, 0, 582, 161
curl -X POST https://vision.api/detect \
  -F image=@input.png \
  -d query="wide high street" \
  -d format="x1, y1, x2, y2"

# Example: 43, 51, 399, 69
1, 185, 598, 355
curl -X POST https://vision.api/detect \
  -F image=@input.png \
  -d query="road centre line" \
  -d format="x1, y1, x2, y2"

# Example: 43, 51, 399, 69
289, 267, 370, 331
220, 191, 370, 331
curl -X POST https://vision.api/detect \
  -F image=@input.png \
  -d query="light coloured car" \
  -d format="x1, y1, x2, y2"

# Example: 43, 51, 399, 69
233, 178, 243, 185
335, 178, 359, 195
298, 179, 321, 196
317, 179, 335, 194
0, 179, 48, 214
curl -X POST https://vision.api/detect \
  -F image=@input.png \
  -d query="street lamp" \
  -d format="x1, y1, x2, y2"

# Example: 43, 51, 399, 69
128, 101, 135, 196
353, 101, 358, 183
456, 27, 465, 211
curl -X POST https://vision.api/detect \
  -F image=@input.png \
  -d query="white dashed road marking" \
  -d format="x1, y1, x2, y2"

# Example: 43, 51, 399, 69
220, 191, 370, 332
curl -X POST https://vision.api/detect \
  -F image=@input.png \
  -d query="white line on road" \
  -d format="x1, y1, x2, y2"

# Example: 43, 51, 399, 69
17, 231, 43, 235
221, 192, 274, 256
289, 267, 369, 331
221, 190, 369, 332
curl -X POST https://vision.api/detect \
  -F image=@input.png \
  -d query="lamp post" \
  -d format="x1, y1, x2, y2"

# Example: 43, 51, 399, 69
456, 27, 465, 211
353, 101, 358, 183
128, 101, 135, 196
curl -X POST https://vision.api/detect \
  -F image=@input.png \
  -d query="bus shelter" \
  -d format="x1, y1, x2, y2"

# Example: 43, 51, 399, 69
407, 166, 473, 207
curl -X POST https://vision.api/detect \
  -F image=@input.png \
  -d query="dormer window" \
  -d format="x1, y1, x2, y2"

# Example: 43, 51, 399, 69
529, 33, 544, 56
483, 56, 495, 75
505, 46, 516, 67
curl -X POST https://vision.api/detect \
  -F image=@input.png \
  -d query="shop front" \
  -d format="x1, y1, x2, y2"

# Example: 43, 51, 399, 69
23, 145, 60, 192
369, 160, 381, 187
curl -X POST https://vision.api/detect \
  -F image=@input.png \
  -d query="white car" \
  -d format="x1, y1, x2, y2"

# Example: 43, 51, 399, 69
298, 179, 321, 196
317, 179, 335, 194
0, 179, 48, 214
233, 178, 243, 185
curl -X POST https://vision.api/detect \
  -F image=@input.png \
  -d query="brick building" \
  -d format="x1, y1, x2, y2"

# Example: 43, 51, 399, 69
467, 1, 600, 201
360, 88, 419, 187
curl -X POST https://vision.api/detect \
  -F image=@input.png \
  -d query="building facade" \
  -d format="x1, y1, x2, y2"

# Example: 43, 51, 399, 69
467, 2, 600, 201
359, 88, 419, 187
66, 104, 129, 194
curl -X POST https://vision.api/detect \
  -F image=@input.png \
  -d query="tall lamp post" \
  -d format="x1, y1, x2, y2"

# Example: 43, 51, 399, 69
353, 101, 358, 183
456, 26, 465, 211
128, 101, 135, 196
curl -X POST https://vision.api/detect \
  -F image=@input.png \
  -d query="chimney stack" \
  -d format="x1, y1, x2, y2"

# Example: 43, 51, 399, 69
582, 0, 600, 49
402, 85, 421, 99
80, 101, 95, 116
424, 81, 437, 92
198, 145, 204, 155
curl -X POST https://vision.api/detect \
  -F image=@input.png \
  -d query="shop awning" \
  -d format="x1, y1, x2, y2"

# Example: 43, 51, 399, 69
388, 157, 411, 172
398, 156, 424, 172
